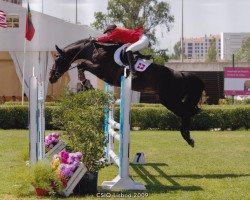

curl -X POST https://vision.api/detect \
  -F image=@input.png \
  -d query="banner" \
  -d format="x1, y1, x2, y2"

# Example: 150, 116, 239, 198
224, 67, 250, 95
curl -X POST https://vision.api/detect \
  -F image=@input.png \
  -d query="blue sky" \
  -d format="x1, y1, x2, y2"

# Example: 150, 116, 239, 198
23, 0, 250, 52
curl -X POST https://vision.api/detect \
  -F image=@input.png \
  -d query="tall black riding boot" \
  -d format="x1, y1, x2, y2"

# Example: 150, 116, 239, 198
126, 50, 137, 79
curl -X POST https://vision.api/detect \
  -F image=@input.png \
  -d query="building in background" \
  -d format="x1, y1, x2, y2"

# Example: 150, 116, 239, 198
183, 34, 221, 61
220, 32, 250, 60
2, 0, 22, 5
183, 32, 250, 61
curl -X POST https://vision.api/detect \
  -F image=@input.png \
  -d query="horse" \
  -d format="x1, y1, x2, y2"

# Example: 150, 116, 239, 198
244, 80, 250, 91
49, 38, 205, 147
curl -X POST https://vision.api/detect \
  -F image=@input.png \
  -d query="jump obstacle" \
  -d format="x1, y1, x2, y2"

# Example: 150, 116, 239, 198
103, 70, 146, 191
29, 69, 81, 197
29, 69, 65, 164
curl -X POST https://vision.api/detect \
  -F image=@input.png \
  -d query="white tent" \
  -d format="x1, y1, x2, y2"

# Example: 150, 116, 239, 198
0, 1, 101, 98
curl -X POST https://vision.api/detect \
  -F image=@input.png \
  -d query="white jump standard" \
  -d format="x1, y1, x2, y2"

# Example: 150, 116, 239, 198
103, 71, 146, 191
29, 69, 45, 163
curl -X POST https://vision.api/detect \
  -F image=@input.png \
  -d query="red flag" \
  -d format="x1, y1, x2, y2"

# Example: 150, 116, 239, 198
0, 10, 7, 28
25, 3, 35, 41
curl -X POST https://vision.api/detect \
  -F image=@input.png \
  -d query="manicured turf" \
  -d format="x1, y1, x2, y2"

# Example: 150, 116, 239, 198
0, 130, 250, 200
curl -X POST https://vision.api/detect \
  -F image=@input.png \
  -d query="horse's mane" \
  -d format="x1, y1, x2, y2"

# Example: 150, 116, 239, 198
64, 39, 90, 50
64, 38, 122, 51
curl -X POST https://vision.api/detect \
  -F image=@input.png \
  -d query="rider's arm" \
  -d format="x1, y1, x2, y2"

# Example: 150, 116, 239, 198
96, 34, 114, 43
96, 30, 121, 43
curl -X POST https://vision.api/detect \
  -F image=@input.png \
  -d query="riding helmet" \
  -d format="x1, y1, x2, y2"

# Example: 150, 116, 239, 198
103, 24, 117, 34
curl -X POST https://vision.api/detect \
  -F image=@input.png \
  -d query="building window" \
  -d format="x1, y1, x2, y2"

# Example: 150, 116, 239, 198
6, 15, 19, 28
3, 0, 22, 5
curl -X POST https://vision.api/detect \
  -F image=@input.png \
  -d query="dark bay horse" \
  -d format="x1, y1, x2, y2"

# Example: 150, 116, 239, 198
49, 38, 205, 147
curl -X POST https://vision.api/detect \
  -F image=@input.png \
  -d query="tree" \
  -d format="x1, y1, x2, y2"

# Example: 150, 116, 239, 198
91, 0, 174, 46
206, 38, 217, 62
142, 48, 169, 65
235, 37, 250, 62
172, 41, 181, 60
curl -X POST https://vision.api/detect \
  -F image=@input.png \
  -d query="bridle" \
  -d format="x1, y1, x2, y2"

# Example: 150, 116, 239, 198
51, 39, 94, 79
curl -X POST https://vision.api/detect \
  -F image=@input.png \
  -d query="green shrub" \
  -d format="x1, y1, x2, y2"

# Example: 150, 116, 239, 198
52, 90, 112, 173
0, 105, 28, 129
30, 160, 63, 195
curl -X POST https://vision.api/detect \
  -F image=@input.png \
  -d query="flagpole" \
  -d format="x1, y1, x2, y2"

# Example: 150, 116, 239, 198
22, 34, 27, 105
76, 0, 78, 24
22, 0, 29, 105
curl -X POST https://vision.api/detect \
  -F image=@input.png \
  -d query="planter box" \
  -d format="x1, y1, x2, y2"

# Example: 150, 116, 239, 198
63, 162, 87, 197
45, 141, 66, 158
73, 172, 98, 195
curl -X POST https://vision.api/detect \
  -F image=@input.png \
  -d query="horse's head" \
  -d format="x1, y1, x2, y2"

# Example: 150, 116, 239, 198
50, 39, 94, 84
49, 45, 72, 84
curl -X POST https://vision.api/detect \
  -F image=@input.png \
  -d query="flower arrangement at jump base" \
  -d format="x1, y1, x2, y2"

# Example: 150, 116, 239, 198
52, 151, 83, 188
45, 132, 60, 152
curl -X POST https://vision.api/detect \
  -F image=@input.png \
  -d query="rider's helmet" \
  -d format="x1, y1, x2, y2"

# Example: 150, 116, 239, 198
103, 24, 117, 34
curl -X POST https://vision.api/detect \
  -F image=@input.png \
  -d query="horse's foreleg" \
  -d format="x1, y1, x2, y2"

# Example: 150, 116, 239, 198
77, 60, 103, 78
77, 60, 97, 71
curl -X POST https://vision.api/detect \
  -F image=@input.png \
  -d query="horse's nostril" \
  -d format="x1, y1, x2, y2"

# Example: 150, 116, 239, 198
55, 72, 60, 77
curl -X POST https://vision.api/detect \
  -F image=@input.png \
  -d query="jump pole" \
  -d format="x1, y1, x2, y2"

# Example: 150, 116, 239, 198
103, 70, 146, 190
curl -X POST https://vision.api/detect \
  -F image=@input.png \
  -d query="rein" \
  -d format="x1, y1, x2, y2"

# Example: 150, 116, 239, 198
67, 40, 97, 71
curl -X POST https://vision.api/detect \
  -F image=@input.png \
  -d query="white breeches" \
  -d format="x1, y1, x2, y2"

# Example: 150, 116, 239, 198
126, 34, 149, 52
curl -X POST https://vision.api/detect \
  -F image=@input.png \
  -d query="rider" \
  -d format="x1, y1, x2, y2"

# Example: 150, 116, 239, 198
96, 24, 149, 78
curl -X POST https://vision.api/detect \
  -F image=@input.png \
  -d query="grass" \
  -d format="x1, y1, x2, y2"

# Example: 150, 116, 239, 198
0, 129, 250, 200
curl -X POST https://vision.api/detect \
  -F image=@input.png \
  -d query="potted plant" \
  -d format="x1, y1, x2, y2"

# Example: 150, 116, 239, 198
52, 90, 112, 195
30, 161, 63, 196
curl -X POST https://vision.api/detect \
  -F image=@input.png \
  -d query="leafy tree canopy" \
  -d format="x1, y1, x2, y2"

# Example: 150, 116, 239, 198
91, 0, 174, 46
206, 38, 217, 62
235, 37, 250, 62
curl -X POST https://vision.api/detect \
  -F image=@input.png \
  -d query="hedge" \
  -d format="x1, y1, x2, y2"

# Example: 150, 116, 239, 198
0, 105, 55, 130
0, 104, 249, 130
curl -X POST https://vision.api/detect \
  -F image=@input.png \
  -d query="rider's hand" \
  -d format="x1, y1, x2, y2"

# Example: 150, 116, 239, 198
90, 38, 96, 43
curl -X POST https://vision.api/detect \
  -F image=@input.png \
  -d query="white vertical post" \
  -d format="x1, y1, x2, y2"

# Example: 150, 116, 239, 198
104, 83, 109, 161
29, 67, 46, 163
38, 81, 45, 160
29, 71, 38, 164
119, 75, 132, 178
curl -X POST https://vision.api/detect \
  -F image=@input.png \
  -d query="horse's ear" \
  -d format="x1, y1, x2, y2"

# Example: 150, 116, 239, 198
55, 45, 65, 57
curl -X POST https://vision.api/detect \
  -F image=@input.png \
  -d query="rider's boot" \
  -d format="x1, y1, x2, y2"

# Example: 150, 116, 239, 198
126, 51, 137, 79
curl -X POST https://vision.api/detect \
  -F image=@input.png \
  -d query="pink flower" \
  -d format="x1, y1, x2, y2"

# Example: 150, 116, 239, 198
60, 151, 69, 164
52, 132, 60, 138
75, 152, 83, 159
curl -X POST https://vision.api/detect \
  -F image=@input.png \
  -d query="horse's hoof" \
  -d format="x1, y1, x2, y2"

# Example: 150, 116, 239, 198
188, 139, 195, 148
180, 128, 194, 148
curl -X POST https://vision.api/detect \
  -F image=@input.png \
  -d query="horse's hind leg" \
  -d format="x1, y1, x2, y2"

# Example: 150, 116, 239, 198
183, 74, 205, 116
180, 117, 194, 147
159, 95, 194, 147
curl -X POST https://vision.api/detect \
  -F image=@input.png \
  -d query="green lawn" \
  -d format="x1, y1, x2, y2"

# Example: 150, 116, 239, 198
0, 130, 250, 200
